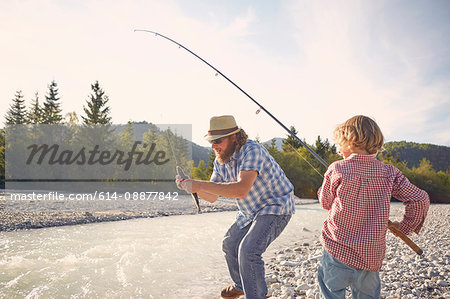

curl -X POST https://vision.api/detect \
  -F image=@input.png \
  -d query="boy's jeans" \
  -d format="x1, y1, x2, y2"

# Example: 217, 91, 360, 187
318, 250, 381, 299
222, 214, 291, 299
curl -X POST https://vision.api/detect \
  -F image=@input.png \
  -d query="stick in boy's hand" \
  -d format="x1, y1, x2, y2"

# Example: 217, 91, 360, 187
388, 220, 423, 255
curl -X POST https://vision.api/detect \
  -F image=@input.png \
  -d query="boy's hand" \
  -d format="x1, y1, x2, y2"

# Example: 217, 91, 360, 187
388, 221, 401, 237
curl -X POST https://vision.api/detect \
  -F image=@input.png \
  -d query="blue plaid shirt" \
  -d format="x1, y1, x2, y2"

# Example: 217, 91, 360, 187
211, 139, 295, 228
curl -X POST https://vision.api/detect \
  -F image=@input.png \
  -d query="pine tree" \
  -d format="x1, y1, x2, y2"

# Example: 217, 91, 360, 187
282, 126, 303, 152
5, 90, 27, 125
42, 81, 63, 124
27, 92, 43, 124
266, 138, 281, 161
81, 81, 112, 125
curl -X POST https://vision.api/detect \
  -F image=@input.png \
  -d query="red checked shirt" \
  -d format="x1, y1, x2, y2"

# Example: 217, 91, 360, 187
318, 154, 429, 271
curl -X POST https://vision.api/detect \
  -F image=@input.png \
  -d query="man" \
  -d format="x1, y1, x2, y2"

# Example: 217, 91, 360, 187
176, 115, 295, 299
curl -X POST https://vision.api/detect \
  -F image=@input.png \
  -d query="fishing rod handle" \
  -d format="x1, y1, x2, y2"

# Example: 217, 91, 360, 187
176, 166, 201, 213
176, 166, 189, 180
176, 166, 199, 195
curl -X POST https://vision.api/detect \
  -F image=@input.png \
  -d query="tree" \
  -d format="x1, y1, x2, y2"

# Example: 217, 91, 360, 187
314, 136, 339, 166
27, 92, 43, 124
265, 138, 281, 161
5, 91, 27, 125
206, 150, 216, 179
192, 160, 209, 180
282, 126, 303, 152
82, 81, 112, 125
42, 81, 63, 124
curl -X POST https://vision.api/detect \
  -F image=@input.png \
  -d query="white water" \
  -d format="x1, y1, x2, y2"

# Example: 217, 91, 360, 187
0, 205, 327, 298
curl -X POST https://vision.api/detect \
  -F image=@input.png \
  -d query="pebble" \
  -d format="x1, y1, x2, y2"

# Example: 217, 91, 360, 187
265, 204, 450, 299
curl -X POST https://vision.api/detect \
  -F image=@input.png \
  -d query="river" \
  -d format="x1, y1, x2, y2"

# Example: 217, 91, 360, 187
0, 204, 327, 298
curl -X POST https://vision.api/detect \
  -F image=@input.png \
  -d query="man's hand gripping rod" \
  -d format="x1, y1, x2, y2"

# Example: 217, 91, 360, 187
177, 166, 201, 214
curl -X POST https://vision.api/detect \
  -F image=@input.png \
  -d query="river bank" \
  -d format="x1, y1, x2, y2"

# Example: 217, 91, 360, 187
0, 192, 316, 231
264, 204, 450, 299
0, 201, 447, 298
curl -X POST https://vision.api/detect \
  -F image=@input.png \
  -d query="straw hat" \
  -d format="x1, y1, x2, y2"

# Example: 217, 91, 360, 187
205, 115, 241, 142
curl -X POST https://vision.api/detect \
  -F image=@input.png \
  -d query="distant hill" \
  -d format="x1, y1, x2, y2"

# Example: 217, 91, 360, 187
115, 122, 212, 167
192, 142, 212, 166
262, 138, 450, 172
383, 141, 449, 172
262, 137, 284, 150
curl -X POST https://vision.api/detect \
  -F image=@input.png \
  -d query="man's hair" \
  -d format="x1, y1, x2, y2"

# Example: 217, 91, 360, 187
235, 129, 248, 149
334, 115, 384, 154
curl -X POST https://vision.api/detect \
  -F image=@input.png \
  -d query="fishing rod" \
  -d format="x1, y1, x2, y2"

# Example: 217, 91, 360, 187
134, 29, 328, 169
134, 29, 423, 255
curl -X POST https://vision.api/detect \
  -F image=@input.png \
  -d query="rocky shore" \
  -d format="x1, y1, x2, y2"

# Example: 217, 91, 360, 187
265, 204, 450, 299
0, 194, 239, 231
0, 191, 315, 231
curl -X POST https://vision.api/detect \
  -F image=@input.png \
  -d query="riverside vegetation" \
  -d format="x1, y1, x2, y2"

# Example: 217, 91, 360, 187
2, 80, 449, 204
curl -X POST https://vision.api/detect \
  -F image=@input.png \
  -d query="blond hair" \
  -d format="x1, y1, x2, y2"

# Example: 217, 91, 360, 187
334, 115, 384, 154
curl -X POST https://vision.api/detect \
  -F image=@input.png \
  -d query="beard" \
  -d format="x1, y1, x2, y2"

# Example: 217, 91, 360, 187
215, 140, 237, 164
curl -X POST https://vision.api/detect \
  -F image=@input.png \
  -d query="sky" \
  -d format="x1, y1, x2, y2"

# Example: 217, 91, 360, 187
1, 0, 449, 147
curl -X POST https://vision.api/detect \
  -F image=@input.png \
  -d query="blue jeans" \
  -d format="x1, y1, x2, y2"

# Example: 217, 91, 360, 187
318, 250, 381, 299
222, 214, 291, 299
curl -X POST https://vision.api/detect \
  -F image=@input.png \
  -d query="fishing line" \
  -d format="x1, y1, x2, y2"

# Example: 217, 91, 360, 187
285, 142, 324, 178
134, 29, 329, 169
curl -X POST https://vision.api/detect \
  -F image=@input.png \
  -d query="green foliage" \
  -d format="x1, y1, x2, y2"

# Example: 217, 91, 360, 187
389, 158, 449, 204
273, 136, 340, 198
378, 145, 449, 203
192, 160, 209, 180
5, 91, 27, 125
193, 150, 216, 180
206, 150, 215, 179
282, 126, 303, 152
42, 81, 63, 124
384, 141, 449, 172
81, 81, 112, 125
277, 150, 323, 198
27, 92, 43, 124
271, 135, 449, 204
265, 139, 281, 161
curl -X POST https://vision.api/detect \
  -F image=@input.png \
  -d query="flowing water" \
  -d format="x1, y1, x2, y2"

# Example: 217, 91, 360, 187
0, 204, 327, 298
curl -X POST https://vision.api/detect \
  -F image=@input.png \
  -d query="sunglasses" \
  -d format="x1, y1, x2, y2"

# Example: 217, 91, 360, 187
210, 136, 227, 145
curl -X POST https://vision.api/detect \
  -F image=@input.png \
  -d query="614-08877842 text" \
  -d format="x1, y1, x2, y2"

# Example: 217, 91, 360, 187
6, 191, 179, 201
98, 192, 179, 201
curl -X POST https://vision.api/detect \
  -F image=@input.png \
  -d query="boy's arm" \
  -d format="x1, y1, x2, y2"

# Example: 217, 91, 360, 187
317, 167, 340, 210
392, 170, 430, 235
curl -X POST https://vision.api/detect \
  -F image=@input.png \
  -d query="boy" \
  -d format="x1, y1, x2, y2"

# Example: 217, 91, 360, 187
317, 115, 429, 298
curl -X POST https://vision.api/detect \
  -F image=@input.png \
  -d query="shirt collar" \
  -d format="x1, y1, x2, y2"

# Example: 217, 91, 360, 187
230, 146, 242, 162
231, 139, 252, 161
346, 153, 377, 162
